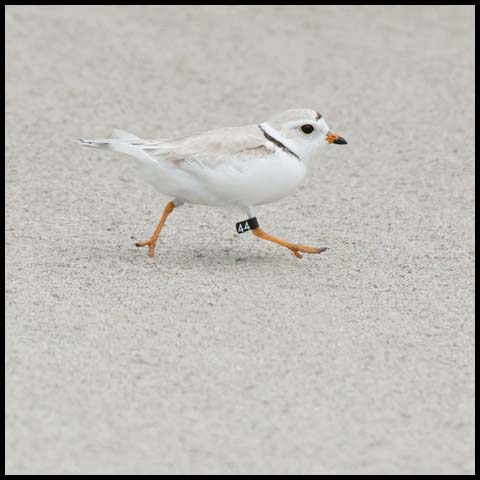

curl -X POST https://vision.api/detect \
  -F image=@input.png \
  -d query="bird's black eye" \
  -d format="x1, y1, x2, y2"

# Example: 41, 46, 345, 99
301, 124, 314, 134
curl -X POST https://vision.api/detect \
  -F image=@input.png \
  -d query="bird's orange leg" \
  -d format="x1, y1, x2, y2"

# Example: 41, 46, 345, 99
252, 228, 327, 259
135, 200, 176, 257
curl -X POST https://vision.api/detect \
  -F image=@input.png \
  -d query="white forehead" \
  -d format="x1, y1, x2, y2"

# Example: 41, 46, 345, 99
264, 109, 333, 136
316, 117, 329, 132
284, 116, 329, 131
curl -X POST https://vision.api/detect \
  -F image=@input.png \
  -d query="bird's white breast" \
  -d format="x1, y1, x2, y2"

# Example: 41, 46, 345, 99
198, 149, 308, 207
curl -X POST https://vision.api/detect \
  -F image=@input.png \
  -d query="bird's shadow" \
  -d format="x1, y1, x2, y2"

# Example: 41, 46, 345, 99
87, 241, 315, 272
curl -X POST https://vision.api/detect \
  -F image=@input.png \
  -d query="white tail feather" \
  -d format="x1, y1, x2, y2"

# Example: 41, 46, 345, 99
112, 129, 142, 141
78, 129, 158, 166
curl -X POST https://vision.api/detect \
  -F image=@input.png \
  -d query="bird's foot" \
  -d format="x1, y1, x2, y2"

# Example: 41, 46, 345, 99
289, 245, 328, 259
135, 239, 157, 257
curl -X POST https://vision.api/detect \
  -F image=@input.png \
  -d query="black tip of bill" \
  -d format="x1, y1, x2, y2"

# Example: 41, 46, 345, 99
333, 136, 348, 145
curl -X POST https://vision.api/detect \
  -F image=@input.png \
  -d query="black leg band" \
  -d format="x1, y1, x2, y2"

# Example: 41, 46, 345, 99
236, 217, 259, 234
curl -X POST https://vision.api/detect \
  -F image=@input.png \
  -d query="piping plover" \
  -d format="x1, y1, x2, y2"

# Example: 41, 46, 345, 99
79, 108, 347, 259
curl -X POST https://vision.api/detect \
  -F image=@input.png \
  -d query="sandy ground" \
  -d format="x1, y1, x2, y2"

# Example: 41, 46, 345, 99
5, 5, 475, 475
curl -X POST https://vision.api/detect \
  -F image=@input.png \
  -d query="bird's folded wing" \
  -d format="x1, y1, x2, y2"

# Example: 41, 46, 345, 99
140, 124, 273, 171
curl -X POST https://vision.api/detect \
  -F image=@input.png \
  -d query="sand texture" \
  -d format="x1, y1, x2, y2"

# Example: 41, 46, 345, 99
5, 5, 475, 475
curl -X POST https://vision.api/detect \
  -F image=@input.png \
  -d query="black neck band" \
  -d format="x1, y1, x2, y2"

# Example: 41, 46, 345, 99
258, 125, 300, 160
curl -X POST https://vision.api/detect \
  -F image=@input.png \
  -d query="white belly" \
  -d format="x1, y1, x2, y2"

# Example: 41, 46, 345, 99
192, 151, 308, 207
142, 150, 308, 208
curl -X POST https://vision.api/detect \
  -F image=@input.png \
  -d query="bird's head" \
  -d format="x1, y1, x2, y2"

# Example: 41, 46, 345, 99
259, 108, 347, 161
